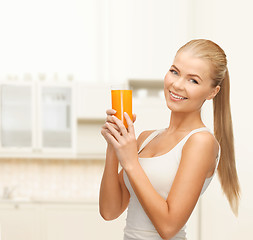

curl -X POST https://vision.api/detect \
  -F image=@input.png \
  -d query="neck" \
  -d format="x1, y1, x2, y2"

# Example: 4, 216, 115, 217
166, 110, 204, 133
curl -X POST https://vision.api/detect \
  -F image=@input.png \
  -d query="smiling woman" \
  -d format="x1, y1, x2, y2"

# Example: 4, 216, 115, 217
99, 39, 240, 240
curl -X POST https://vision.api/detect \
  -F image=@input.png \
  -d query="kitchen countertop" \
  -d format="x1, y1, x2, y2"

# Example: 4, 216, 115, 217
0, 197, 99, 204
0, 152, 106, 161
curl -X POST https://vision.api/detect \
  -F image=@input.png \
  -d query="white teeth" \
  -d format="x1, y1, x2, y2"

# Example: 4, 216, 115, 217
170, 91, 187, 100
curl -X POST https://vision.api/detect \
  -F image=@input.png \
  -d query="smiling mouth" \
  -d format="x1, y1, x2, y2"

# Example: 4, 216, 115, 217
169, 91, 188, 100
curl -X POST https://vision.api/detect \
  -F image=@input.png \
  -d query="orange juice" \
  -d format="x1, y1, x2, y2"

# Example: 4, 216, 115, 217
111, 89, 132, 128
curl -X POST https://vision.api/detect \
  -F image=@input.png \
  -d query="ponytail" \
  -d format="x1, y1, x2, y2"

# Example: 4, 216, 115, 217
179, 39, 241, 216
213, 69, 241, 216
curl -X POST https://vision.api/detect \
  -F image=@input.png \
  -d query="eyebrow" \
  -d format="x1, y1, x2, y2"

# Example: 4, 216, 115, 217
171, 65, 203, 82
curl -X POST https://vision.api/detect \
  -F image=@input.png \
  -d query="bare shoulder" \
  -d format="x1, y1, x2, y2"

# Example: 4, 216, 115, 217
185, 130, 219, 151
182, 130, 219, 166
137, 130, 156, 150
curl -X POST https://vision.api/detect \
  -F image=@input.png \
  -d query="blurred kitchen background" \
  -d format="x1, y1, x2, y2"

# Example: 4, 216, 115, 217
0, 0, 252, 239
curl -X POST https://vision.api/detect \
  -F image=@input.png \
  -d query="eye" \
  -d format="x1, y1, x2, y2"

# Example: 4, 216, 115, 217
190, 79, 199, 84
169, 69, 178, 75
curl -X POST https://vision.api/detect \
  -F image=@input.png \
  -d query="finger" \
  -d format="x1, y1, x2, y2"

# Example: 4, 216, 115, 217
106, 122, 123, 142
132, 113, 137, 123
110, 123, 121, 132
103, 119, 121, 132
104, 129, 120, 148
124, 112, 135, 135
106, 115, 116, 123
101, 127, 114, 143
106, 109, 117, 115
111, 115, 128, 136
102, 125, 117, 139
101, 128, 111, 142
105, 110, 119, 127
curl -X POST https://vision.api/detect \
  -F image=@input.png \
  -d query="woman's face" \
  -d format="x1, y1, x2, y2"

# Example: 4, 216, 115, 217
164, 50, 220, 113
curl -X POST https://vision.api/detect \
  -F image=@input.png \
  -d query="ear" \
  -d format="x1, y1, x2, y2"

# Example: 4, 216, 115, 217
206, 85, 220, 100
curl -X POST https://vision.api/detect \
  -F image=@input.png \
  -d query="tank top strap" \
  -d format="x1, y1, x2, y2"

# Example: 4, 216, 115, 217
138, 129, 165, 154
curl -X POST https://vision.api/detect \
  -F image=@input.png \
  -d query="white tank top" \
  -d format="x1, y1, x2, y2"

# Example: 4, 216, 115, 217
123, 127, 221, 240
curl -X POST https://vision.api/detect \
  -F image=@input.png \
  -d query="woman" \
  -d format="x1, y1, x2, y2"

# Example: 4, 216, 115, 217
99, 39, 240, 240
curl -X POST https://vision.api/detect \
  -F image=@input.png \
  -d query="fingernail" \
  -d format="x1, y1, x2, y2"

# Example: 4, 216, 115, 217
112, 109, 116, 113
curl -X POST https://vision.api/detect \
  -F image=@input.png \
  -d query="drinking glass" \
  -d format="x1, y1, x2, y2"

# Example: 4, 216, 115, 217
111, 84, 132, 128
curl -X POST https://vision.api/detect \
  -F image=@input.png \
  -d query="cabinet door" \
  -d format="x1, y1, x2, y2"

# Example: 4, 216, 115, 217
0, 203, 39, 240
41, 203, 126, 240
77, 83, 110, 120
38, 84, 75, 151
0, 83, 34, 148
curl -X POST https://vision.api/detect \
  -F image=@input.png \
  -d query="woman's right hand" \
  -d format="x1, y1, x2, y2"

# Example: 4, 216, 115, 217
101, 109, 136, 145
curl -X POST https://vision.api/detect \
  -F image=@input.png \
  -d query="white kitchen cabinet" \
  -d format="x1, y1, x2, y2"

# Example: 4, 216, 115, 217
37, 81, 76, 153
76, 82, 110, 157
0, 202, 126, 240
0, 81, 35, 150
76, 122, 106, 158
0, 203, 40, 240
0, 80, 76, 156
41, 203, 126, 240
76, 83, 110, 120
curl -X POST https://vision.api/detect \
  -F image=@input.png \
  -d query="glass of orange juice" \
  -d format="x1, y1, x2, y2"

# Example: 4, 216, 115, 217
111, 84, 133, 128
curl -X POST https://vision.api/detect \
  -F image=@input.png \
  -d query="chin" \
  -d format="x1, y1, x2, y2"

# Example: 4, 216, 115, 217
166, 101, 195, 114
166, 102, 185, 113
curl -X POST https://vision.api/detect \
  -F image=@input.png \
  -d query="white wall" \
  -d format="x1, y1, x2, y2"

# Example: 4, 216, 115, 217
192, 0, 253, 239
0, 0, 193, 84
0, 0, 99, 82
103, 0, 194, 83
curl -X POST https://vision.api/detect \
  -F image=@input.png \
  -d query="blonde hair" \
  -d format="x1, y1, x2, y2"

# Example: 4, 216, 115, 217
177, 39, 240, 216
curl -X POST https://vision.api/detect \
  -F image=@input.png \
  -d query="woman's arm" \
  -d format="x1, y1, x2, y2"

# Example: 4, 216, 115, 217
99, 143, 129, 220
124, 132, 219, 239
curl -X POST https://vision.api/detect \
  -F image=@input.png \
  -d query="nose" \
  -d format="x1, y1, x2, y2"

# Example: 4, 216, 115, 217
172, 77, 185, 90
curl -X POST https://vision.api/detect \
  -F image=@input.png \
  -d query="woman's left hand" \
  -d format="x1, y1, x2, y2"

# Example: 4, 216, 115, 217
105, 112, 139, 170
